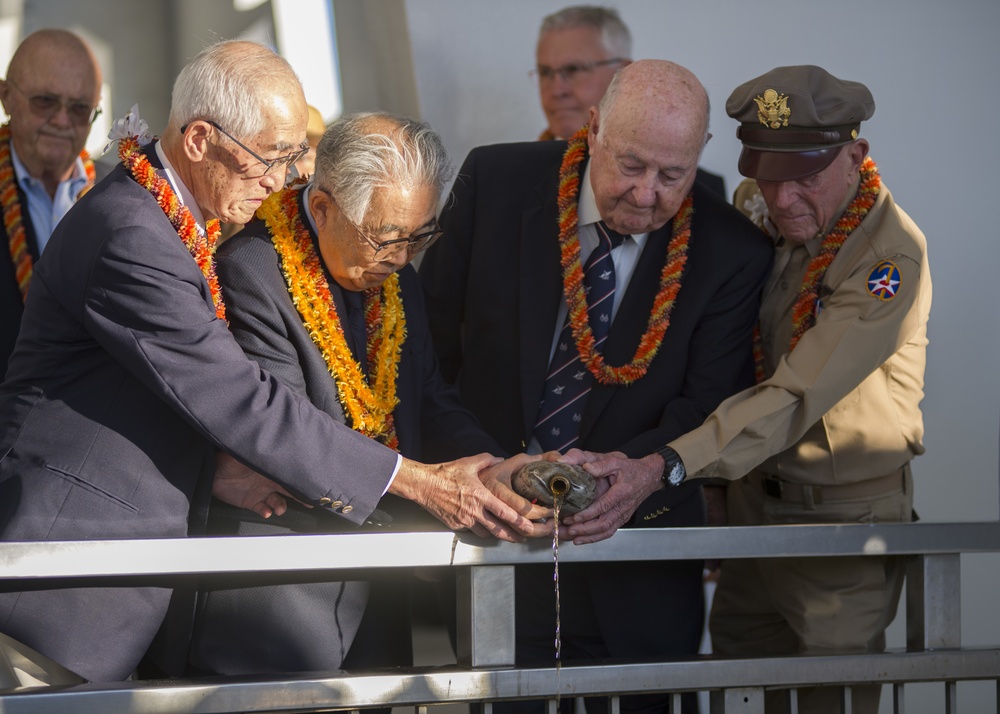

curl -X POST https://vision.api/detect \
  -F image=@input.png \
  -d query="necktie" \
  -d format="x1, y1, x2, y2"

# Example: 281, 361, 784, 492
534, 221, 627, 453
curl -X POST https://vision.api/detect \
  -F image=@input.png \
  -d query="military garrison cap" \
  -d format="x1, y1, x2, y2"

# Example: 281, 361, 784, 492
726, 65, 875, 181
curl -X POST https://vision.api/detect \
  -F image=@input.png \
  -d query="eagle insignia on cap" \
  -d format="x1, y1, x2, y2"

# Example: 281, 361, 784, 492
754, 89, 791, 129
866, 261, 901, 301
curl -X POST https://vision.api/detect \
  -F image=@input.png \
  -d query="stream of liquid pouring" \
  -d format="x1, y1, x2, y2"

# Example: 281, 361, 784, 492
553, 496, 562, 707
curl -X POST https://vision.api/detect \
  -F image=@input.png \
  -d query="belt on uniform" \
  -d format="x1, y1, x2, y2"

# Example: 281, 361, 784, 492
760, 468, 906, 504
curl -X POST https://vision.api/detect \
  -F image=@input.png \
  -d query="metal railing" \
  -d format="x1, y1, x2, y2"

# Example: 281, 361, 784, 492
1, 521, 999, 713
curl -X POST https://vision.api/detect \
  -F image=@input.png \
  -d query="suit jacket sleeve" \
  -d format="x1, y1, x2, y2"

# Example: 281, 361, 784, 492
74, 188, 394, 522
670, 188, 930, 481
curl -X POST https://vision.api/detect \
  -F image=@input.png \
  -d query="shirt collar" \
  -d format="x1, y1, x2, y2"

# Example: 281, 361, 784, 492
578, 162, 601, 227
775, 233, 823, 257
10, 142, 89, 193
155, 140, 207, 233
302, 183, 319, 235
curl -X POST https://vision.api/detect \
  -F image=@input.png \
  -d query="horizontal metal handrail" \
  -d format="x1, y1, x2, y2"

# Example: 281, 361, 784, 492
2, 521, 998, 713
2, 648, 999, 714
2, 521, 999, 580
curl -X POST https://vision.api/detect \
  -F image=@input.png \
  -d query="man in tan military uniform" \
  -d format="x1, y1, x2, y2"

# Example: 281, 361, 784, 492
565, 65, 931, 714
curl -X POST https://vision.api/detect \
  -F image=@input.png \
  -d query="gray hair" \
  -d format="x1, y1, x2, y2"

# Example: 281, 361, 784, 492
314, 112, 453, 225
168, 40, 301, 140
539, 5, 632, 59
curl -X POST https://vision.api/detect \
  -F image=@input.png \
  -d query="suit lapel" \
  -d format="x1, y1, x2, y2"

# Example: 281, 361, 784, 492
517, 173, 564, 440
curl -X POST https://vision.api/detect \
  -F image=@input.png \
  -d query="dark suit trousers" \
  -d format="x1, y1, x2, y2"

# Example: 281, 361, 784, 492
188, 500, 415, 677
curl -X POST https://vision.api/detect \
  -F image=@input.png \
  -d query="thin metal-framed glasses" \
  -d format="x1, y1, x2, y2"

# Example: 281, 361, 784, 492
6, 78, 102, 126
183, 120, 309, 176
318, 187, 444, 259
530, 58, 626, 84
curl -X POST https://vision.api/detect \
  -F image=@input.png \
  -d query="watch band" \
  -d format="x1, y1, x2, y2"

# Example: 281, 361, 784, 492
655, 445, 686, 487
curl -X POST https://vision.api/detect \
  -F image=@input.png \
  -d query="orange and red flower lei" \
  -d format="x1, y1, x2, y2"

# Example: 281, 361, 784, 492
753, 156, 880, 381
257, 186, 404, 450
118, 136, 225, 320
557, 126, 692, 386
1, 123, 95, 301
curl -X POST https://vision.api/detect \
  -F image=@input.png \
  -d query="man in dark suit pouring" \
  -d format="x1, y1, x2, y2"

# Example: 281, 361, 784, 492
420, 59, 773, 714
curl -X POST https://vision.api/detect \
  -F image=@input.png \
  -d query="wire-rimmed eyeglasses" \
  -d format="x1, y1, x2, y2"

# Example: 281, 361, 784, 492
5, 78, 101, 126
530, 58, 626, 84
182, 120, 309, 176
317, 186, 444, 259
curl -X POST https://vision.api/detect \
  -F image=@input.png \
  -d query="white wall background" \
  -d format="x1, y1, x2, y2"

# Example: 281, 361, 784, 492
406, 1, 1000, 710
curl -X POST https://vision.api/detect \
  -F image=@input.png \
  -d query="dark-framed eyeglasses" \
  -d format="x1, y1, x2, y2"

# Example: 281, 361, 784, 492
530, 58, 626, 84
5, 78, 101, 126
318, 186, 444, 259
184, 120, 309, 176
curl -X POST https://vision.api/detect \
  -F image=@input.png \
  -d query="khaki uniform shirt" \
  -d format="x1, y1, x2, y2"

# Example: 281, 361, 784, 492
671, 177, 931, 487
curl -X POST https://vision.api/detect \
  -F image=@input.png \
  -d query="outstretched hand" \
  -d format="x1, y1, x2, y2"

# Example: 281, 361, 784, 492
389, 453, 551, 542
212, 451, 307, 519
560, 452, 664, 545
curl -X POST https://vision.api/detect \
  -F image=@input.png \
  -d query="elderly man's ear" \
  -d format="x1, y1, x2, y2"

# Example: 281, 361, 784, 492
308, 187, 333, 233
181, 121, 212, 163
847, 139, 870, 171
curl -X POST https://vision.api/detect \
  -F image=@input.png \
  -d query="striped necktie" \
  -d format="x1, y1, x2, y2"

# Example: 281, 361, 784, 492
533, 221, 627, 453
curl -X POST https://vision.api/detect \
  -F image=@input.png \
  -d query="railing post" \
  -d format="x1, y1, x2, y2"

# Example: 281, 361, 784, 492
709, 687, 765, 713
906, 554, 961, 649
456, 564, 516, 667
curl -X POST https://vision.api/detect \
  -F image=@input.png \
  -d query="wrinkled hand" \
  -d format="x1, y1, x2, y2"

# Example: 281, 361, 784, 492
557, 448, 613, 510
559, 448, 605, 466
212, 451, 306, 519
479, 453, 555, 535
389, 453, 545, 542
560, 452, 664, 545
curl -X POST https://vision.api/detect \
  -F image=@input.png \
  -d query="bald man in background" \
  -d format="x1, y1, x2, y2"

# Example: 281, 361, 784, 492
0, 29, 104, 380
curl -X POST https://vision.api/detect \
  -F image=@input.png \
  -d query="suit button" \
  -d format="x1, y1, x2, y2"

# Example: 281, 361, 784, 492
318, 497, 332, 505
330, 500, 343, 508
342, 505, 353, 514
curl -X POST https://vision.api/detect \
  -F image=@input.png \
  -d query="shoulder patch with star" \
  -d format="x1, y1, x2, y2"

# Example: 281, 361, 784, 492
866, 260, 901, 301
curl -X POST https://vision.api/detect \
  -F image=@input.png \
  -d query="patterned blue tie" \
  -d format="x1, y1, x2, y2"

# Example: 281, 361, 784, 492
534, 221, 627, 453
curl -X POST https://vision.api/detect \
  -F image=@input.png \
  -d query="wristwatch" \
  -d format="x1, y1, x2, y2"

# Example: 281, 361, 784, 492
654, 445, 686, 487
